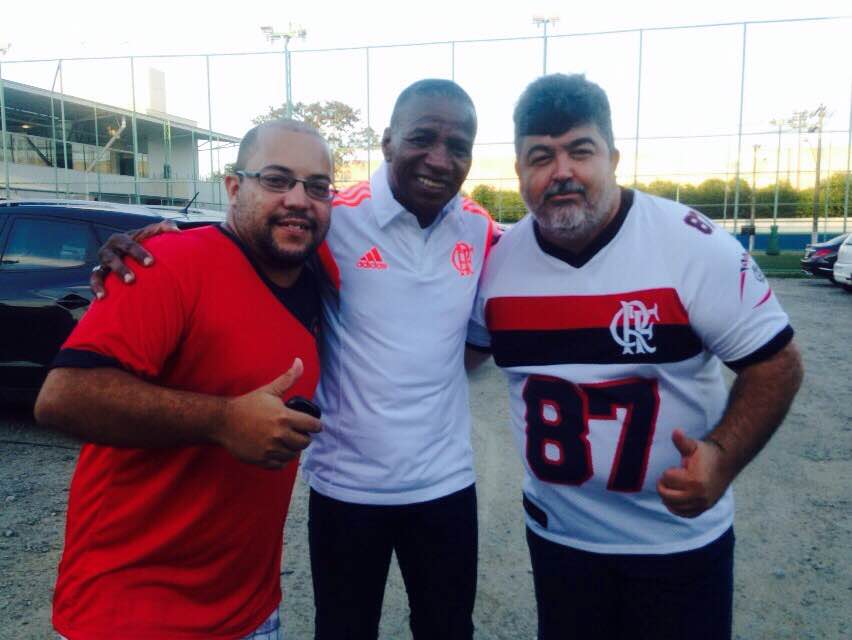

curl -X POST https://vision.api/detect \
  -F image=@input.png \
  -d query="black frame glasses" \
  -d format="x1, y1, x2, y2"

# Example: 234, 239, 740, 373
236, 169, 336, 202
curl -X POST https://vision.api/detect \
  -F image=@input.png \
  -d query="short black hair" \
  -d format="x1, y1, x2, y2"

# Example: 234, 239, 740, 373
389, 79, 476, 131
233, 119, 327, 172
513, 74, 615, 153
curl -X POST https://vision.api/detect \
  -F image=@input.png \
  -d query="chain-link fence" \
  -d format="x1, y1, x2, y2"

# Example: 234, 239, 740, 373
1, 16, 850, 235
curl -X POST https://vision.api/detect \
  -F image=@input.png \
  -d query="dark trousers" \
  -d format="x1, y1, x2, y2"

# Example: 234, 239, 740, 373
526, 526, 734, 640
309, 485, 478, 640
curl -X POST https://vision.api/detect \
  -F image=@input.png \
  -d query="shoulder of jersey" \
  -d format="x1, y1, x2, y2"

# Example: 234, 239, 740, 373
633, 190, 730, 256
141, 224, 221, 267
332, 182, 372, 209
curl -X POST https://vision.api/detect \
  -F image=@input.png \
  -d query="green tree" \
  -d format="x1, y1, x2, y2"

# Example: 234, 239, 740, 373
469, 184, 527, 223
253, 101, 379, 181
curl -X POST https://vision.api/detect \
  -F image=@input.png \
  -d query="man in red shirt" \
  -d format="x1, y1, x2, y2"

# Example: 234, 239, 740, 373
34, 120, 333, 639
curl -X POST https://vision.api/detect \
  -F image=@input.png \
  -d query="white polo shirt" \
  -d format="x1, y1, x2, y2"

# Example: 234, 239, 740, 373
301, 164, 496, 505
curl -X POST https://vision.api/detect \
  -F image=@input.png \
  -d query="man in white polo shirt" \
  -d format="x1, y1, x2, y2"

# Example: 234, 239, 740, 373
304, 79, 494, 640
91, 80, 496, 640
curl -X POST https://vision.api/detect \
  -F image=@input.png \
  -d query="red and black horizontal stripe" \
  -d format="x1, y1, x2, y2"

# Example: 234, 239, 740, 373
485, 289, 703, 367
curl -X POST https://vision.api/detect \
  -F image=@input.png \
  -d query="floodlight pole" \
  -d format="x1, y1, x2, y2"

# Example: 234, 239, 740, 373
533, 16, 559, 75
261, 24, 307, 118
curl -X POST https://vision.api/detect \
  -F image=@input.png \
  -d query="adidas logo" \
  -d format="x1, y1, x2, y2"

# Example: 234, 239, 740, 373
356, 246, 389, 270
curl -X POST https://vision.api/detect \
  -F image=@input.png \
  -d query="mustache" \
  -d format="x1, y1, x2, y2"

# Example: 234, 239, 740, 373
544, 180, 585, 201
268, 212, 317, 230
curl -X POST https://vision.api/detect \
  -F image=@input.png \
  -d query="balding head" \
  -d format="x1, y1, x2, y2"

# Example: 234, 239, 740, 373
234, 119, 332, 173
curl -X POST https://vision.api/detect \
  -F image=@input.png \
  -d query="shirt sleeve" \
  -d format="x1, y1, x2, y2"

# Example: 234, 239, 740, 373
679, 223, 792, 369
53, 255, 190, 379
465, 286, 492, 350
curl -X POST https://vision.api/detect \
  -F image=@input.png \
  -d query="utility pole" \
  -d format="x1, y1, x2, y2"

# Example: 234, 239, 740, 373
533, 16, 559, 75
261, 23, 307, 118
787, 110, 809, 190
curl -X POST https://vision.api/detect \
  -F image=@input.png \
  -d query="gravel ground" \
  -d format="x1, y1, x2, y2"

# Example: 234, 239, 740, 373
0, 277, 849, 640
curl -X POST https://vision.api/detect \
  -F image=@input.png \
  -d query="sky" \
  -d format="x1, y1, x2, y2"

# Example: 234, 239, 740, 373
1, 0, 850, 187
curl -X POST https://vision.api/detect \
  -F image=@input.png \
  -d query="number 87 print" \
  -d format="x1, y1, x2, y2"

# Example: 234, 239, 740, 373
523, 376, 659, 492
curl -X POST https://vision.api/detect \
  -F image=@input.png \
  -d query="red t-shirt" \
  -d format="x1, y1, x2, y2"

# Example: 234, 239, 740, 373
51, 225, 321, 639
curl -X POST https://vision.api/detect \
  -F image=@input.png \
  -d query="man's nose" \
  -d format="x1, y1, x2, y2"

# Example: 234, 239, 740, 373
552, 152, 573, 181
424, 144, 453, 171
281, 181, 310, 209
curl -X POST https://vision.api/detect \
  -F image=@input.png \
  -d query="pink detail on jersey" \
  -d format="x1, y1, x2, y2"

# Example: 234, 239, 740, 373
333, 182, 371, 208
317, 241, 340, 291
451, 242, 474, 276
739, 252, 750, 301
753, 288, 772, 309
356, 246, 388, 270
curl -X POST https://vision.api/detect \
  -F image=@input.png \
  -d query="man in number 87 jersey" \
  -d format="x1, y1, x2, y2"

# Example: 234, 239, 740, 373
467, 74, 803, 640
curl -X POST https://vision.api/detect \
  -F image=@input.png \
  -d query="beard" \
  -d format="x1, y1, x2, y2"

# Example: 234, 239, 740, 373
233, 199, 324, 268
528, 179, 617, 246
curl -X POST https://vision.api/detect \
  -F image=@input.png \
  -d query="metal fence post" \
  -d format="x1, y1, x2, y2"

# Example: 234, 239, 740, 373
366, 47, 371, 179
0, 62, 10, 199
206, 55, 215, 205
632, 29, 643, 187
844, 80, 851, 232
732, 22, 748, 234
130, 56, 140, 204
58, 60, 70, 196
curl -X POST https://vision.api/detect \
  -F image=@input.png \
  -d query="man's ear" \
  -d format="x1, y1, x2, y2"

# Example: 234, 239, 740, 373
610, 147, 621, 173
514, 158, 521, 179
381, 127, 393, 163
224, 174, 240, 203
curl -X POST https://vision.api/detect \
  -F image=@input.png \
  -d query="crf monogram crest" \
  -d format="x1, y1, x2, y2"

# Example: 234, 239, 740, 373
609, 300, 659, 354
451, 242, 474, 276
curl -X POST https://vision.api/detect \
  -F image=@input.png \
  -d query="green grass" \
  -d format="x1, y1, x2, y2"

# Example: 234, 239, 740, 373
752, 252, 804, 277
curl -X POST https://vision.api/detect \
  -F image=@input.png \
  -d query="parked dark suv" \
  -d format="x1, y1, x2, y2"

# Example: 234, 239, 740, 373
0, 200, 224, 398
800, 233, 849, 283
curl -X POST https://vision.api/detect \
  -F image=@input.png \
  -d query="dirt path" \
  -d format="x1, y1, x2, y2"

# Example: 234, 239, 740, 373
1, 278, 849, 639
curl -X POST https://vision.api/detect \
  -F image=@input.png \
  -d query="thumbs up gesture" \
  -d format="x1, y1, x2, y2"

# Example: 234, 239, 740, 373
214, 358, 322, 470
656, 429, 735, 519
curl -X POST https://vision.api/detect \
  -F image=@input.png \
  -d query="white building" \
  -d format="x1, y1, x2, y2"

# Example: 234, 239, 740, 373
0, 78, 238, 209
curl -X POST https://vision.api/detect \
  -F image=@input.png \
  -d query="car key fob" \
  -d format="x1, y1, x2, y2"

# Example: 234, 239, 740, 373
285, 396, 322, 419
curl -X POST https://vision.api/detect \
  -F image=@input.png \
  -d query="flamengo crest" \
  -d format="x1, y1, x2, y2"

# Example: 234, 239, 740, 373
451, 242, 474, 276
609, 300, 659, 355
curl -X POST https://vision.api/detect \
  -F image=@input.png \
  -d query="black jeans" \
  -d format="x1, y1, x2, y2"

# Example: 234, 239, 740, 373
527, 525, 735, 640
309, 485, 478, 640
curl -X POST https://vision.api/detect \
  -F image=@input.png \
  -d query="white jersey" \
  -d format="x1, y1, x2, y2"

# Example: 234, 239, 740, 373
468, 189, 792, 554
302, 164, 496, 505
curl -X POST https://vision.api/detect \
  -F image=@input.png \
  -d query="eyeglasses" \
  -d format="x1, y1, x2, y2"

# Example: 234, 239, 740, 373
236, 169, 336, 201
